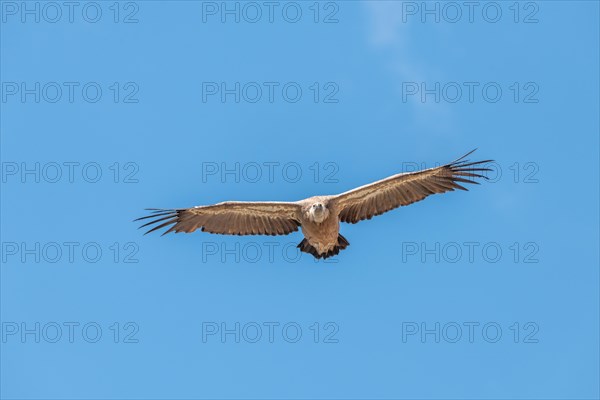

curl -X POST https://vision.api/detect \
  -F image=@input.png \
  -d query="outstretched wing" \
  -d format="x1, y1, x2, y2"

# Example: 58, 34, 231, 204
331, 150, 492, 224
135, 201, 302, 236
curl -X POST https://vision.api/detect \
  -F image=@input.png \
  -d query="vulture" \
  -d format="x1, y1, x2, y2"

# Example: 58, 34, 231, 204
136, 150, 492, 259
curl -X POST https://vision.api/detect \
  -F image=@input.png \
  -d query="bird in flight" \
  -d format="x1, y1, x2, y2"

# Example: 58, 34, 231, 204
136, 150, 492, 259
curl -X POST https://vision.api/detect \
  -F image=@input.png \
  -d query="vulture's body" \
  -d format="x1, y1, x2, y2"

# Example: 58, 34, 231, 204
297, 196, 347, 258
136, 150, 492, 259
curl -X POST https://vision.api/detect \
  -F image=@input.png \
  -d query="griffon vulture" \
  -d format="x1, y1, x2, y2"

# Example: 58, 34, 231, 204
136, 150, 492, 259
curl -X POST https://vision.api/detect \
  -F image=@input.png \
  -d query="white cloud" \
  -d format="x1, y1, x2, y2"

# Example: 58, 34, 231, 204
363, 1, 456, 135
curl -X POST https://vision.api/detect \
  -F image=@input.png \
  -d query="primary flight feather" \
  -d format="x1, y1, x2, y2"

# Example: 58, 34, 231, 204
136, 150, 492, 259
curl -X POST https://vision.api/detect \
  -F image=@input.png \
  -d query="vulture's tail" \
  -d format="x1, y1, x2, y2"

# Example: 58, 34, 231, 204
297, 235, 350, 260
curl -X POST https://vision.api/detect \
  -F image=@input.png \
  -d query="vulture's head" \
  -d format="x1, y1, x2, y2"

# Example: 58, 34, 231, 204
308, 202, 329, 223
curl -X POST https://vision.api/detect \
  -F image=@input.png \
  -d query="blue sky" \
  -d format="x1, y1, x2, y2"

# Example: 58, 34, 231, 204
1, 1, 599, 399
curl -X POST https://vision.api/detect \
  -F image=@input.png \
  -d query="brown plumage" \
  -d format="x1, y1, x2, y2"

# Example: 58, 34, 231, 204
136, 150, 492, 259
